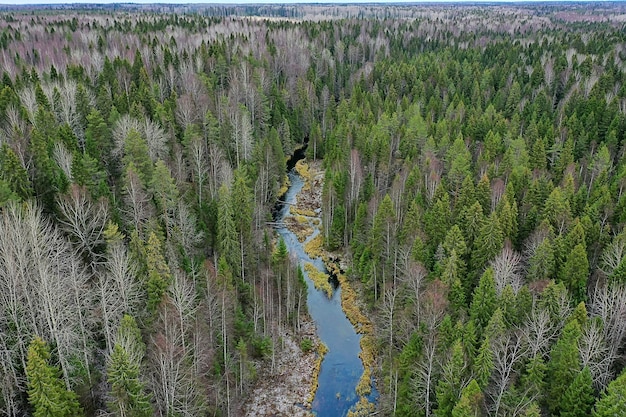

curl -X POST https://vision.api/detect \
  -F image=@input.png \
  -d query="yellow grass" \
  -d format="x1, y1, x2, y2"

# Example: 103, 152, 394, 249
294, 214, 309, 224
290, 205, 317, 217
304, 263, 333, 298
278, 175, 290, 198
294, 226, 314, 243
304, 234, 324, 259
325, 261, 376, 400
295, 159, 312, 183
346, 397, 376, 417
306, 342, 328, 405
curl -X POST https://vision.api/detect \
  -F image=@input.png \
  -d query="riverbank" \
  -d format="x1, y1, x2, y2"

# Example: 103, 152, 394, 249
295, 160, 378, 415
244, 159, 377, 417
241, 320, 320, 417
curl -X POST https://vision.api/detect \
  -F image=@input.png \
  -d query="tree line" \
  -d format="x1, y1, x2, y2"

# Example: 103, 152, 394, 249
1, 4, 626, 417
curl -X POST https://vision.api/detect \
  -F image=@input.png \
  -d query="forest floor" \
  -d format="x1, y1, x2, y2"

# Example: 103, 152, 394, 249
241, 320, 319, 417
241, 160, 326, 417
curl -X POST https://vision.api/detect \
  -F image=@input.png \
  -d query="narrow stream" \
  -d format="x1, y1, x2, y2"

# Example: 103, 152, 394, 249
275, 166, 378, 416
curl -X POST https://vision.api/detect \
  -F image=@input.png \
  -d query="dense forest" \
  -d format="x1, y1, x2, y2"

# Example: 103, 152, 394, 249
1, 3, 626, 417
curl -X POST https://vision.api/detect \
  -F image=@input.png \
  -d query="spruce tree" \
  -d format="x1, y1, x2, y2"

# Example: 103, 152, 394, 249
592, 368, 626, 417
559, 367, 594, 417
26, 337, 83, 417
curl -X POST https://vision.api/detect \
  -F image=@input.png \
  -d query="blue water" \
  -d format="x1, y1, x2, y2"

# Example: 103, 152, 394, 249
276, 170, 378, 416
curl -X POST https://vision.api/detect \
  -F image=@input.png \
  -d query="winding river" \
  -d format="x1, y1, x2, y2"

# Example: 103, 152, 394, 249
275, 164, 378, 416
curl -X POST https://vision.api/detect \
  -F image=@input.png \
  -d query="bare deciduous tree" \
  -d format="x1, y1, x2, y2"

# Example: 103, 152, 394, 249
52, 142, 74, 182
122, 165, 154, 230
522, 307, 558, 358
491, 246, 523, 295
143, 119, 169, 162
56, 184, 109, 265
99, 238, 141, 352
600, 230, 626, 277
488, 330, 528, 416
589, 282, 626, 362
578, 320, 614, 390
0, 202, 93, 388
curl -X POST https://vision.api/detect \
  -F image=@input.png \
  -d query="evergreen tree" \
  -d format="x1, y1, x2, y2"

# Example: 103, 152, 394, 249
459, 201, 484, 247
558, 244, 589, 303
559, 367, 594, 417
469, 268, 497, 334
0, 143, 32, 199
451, 379, 484, 417
107, 343, 152, 417
424, 186, 452, 248
123, 129, 153, 185
231, 169, 253, 280
471, 212, 504, 274
592, 368, 626, 417
26, 337, 83, 417
473, 338, 493, 390
546, 319, 582, 414
527, 238, 556, 281
435, 340, 467, 417
145, 232, 171, 311
217, 183, 239, 275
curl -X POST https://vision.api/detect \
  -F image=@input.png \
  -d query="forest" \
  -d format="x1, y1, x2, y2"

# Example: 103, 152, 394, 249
1, 2, 626, 417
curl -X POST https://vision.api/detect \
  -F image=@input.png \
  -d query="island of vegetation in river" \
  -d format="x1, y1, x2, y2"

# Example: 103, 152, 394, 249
2, 3, 626, 417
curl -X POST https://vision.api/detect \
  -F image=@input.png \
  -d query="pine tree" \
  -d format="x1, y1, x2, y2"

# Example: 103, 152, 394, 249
424, 186, 451, 248
0, 143, 32, 199
369, 194, 396, 289
26, 337, 83, 417
473, 338, 493, 390
459, 201, 484, 247
475, 175, 491, 215
231, 169, 253, 280
150, 160, 179, 233
145, 232, 171, 312
443, 225, 468, 259
527, 238, 556, 281
521, 355, 547, 401
123, 129, 153, 185
217, 183, 239, 275
447, 134, 472, 193
496, 195, 518, 243
543, 187, 572, 234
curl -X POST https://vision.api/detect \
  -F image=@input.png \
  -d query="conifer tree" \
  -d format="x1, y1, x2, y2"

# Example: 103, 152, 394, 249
469, 268, 497, 334
435, 340, 467, 417
26, 337, 83, 417
559, 367, 594, 417
558, 244, 589, 303
451, 379, 483, 417
592, 368, 626, 417
546, 319, 582, 414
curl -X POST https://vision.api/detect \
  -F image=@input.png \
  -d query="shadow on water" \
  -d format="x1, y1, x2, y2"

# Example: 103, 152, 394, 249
273, 145, 378, 416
